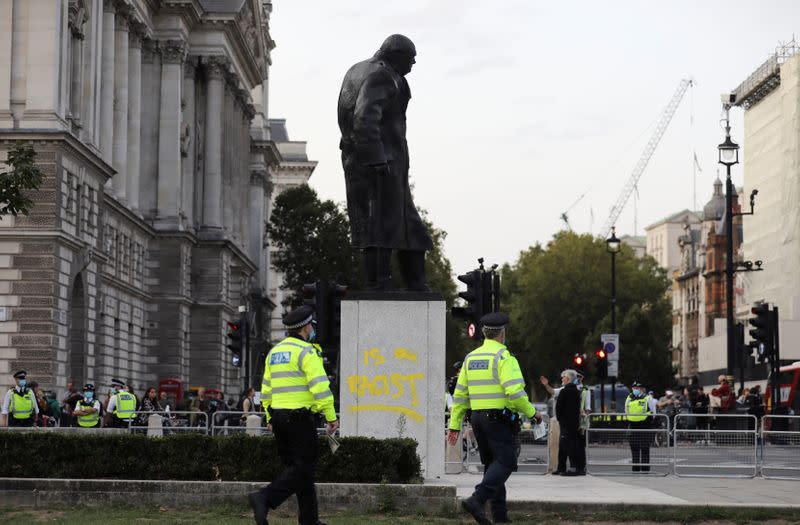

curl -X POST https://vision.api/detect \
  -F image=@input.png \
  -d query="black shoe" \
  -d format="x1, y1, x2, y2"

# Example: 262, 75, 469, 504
576, 470, 587, 476
461, 497, 492, 525
248, 491, 269, 525
562, 470, 579, 477
551, 470, 565, 476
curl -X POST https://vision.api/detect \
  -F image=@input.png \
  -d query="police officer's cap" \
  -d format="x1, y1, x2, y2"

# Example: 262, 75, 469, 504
282, 305, 315, 330
480, 312, 509, 330
12, 370, 26, 379
631, 380, 644, 388
110, 378, 125, 388
83, 383, 95, 392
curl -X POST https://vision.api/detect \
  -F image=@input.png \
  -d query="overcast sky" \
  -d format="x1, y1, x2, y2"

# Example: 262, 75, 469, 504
269, 0, 800, 274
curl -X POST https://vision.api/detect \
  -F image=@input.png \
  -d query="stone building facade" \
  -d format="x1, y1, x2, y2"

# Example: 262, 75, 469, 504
0, 0, 312, 396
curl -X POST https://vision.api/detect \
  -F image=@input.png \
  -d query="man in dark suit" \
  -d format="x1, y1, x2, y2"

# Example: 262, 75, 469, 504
338, 34, 433, 291
554, 369, 583, 476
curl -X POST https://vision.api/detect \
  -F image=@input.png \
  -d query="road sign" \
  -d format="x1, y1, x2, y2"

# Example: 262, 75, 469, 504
601, 334, 619, 377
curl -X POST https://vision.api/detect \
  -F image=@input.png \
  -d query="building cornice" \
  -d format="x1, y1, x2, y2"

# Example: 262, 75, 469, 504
103, 195, 157, 238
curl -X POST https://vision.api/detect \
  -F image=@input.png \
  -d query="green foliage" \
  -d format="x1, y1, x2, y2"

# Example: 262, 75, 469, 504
0, 144, 44, 218
266, 184, 364, 307
503, 231, 673, 395
0, 433, 421, 483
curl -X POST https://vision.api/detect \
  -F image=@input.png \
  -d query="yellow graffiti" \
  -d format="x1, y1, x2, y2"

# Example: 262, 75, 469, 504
394, 347, 417, 362
362, 347, 385, 366
350, 404, 424, 423
348, 373, 425, 407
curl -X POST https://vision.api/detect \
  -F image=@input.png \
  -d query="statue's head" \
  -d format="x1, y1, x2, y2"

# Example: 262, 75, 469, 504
376, 34, 416, 76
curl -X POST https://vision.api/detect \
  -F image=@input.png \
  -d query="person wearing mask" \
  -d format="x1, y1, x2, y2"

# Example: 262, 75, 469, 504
447, 312, 541, 524
73, 384, 102, 428
625, 381, 658, 472
104, 378, 137, 428
249, 305, 338, 525
1, 370, 38, 427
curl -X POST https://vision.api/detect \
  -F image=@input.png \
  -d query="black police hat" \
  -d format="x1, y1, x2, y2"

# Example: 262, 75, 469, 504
632, 381, 644, 388
480, 312, 509, 330
282, 305, 315, 330
110, 378, 125, 388
12, 370, 26, 379
83, 383, 95, 392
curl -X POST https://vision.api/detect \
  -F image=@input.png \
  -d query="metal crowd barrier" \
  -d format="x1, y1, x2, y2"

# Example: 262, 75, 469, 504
761, 415, 800, 479
586, 413, 670, 476
127, 411, 208, 435
0, 426, 128, 434
673, 413, 757, 478
211, 411, 269, 436
460, 416, 549, 475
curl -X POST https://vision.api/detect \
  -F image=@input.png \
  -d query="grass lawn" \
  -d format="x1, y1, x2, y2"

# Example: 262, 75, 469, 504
1, 504, 799, 524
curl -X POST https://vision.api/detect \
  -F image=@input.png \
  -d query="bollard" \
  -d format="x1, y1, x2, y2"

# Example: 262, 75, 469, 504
246, 414, 261, 436
147, 414, 163, 437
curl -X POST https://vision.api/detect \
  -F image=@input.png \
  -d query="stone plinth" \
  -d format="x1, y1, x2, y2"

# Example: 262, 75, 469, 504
340, 293, 445, 479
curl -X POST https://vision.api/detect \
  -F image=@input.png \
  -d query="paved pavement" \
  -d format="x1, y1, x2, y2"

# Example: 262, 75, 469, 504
437, 473, 800, 507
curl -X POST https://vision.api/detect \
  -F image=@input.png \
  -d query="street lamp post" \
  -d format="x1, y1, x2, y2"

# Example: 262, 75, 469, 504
719, 107, 740, 379
606, 227, 621, 412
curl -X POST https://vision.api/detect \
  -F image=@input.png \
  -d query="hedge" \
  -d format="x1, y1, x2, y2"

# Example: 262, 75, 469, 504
0, 433, 421, 483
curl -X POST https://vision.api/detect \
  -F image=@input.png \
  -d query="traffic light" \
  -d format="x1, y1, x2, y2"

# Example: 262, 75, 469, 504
302, 280, 329, 344
573, 353, 584, 367
595, 348, 608, 379
226, 318, 243, 367
452, 270, 484, 340
749, 303, 773, 363
328, 281, 347, 349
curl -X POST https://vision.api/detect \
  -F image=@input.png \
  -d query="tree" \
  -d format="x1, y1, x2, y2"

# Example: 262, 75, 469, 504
0, 144, 44, 218
266, 184, 363, 307
502, 231, 673, 398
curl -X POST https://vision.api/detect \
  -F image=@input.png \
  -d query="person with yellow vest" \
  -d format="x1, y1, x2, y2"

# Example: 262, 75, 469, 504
104, 378, 137, 428
447, 312, 541, 525
1, 370, 38, 427
625, 381, 657, 472
249, 305, 338, 525
72, 383, 101, 428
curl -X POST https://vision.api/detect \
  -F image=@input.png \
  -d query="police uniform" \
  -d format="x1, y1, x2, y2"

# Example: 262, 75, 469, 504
449, 313, 538, 525
105, 379, 137, 428
73, 383, 102, 428
249, 305, 337, 525
1, 370, 38, 427
625, 381, 657, 472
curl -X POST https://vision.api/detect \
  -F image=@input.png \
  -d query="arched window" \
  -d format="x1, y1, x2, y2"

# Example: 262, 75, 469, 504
67, 0, 88, 132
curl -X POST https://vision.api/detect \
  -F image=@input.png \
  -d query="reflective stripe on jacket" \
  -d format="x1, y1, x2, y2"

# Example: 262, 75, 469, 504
113, 392, 137, 419
448, 339, 536, 431
9, 389, 34, 419
625, 394, 652, 422
261, 336, 336, 423
77, 401, 100, 427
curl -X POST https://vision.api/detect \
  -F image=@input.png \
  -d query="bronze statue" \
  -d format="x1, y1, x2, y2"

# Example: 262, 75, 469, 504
338, 34, 433, 291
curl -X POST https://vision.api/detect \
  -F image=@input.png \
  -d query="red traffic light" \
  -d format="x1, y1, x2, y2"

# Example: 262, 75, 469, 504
596, 349, 606, 359
573, 354, 583, 366
226, 321, 241, 332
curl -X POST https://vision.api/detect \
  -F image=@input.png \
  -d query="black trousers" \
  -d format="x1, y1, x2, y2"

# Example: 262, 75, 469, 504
8, 416, 33, 427
470, 411, 516, 520
259, 410, 319, 525
628, 420, 652, 472
557, 427, 581, 472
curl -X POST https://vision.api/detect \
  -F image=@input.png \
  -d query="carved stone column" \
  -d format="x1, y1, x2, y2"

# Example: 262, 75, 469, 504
181, 58, 197, 227
202, 57, 226, 232
99, 0, 116, 164
126, 23, 144, 211
156, 40, 187, 228
112, 10, 130, 200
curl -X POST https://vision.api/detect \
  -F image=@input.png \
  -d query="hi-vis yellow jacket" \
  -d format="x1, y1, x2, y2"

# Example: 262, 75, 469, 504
448, 339, 536, 431
261, 336, 336, 423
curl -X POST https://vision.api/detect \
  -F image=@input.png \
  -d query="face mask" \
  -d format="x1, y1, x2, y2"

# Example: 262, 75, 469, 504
308, 327, 316, 342
573, 379, 580, 385
18, 379, 26, 388
633, 389, 641, 396
84, 392, 94, 400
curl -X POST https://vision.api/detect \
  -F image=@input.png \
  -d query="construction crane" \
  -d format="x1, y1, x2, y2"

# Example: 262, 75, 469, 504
598, 78, 694, 239
560, 190, 589, 231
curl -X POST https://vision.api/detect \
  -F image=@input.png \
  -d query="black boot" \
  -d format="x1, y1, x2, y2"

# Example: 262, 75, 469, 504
248, 491, 269, 525
397, 250, 430, 291
461, 496, 491, 525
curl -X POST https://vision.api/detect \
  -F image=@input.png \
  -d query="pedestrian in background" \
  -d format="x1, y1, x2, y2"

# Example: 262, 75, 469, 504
554, 369, 583, 476
539, 375, 561, 474
61, 381, 82, 427
1, 370, 38, 427
448, 312, 540, 524
139, 387, 162, 425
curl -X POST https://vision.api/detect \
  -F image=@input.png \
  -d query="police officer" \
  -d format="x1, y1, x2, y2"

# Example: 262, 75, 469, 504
447, 312, 540, 525
73, 383, 101, 428
1, 370, 38, 427
625, 381, 657, 472
249, 305, 338, 525
104, 378, 137, 428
